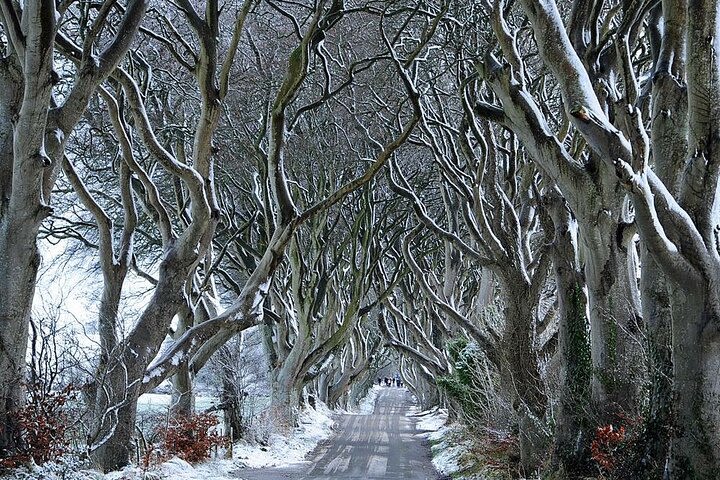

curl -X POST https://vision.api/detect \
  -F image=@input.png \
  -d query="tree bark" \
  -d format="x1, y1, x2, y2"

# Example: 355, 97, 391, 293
269, 371, 303, 427
0, 59, 24, 456
170, 363, 195, 416
500, 287, 549, 473
548, 197, 593, 474
668, 288, 719, 478
580, 220, 644, 417
0, 3, 57, 451
170, 308, 197, 416
0, 231, 38, 454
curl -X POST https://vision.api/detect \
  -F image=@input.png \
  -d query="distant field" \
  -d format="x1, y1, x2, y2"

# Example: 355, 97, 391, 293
134, 393, 272, 441
137, 393, 271, 415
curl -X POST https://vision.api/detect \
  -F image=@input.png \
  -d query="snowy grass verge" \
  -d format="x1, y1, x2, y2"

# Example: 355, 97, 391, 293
5, 456, 248, 480
409, 406, 448, 433
104, 457, 238, 480
232, 399, 335, 468
409, 407, 462, 476
412, 409, 517, 480
1, 456, 240, 480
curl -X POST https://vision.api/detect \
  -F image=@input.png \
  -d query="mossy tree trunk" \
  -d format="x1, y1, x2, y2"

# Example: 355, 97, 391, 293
547, 196, 593, 474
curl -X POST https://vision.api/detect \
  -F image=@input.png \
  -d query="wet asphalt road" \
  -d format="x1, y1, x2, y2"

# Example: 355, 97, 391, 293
235, 388, 441, 479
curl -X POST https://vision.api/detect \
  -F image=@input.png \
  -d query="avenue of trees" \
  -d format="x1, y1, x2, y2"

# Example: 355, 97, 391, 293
0, 0, 718, 478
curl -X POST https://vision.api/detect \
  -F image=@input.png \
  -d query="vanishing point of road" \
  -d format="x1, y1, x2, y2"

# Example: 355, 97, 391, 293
236, 388, 443, 479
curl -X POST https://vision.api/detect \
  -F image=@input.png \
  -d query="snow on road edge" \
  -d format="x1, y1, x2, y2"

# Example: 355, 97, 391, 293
412, 410, 516, 480
232, 400, 335, 469
106, 400, 336, 478
411, 407, 473, 477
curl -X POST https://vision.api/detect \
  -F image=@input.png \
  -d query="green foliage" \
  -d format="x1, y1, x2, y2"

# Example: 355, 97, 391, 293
437, 338, 487, 422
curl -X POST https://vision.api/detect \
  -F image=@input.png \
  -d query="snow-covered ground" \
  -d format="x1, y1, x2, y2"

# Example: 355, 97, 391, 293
136, 393, 221, 414
232, 400, 335, 469
4, 386, 397, 480
102, 400, 336, 480
104, 457, 239, 480
414, 407, 448, 433
409, 407, 462, 476
4, 399, 335, 480
136, 393, 271, 417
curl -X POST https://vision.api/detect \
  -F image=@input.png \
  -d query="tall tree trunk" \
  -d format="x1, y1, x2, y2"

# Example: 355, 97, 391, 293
269, 372, 302, 427
90, 261, 187, 472
548, 198, 593, 474
171, 364, 195, 416
170, 309, 196, 416
221, 364, 244, 441
0, 62, 24, 456
0, 232, 38, 455
328, 373, 352, 408
97, 275, 124, 371
580, 220, 644, 417
668, 0, 720, 473
669, 288, 719, 478
317, 372, 331, 405
0, 31, 55, 454
638, 254, 673, 478
268, 328, 308, 425
499, 282, 548, 473
639, 61, 686, 477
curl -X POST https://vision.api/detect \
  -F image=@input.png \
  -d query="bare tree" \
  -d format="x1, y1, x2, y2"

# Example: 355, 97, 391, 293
0, 0, 146, 456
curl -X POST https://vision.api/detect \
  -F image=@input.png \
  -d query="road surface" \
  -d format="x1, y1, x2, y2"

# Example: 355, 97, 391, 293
236, 388, 441, 479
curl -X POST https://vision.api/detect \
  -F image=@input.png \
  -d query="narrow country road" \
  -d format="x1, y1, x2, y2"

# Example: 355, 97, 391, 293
236, 388, 441, 479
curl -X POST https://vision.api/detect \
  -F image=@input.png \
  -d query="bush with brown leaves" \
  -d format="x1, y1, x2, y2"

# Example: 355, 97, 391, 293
155, 412, 226, 464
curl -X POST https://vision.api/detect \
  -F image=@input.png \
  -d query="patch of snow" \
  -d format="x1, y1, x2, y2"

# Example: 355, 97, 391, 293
2, 457, 103, 480
142, 367, 163, 384
170, 351, 185, 366
102, 457, 241, 480
412, 407, 448, 433
340, 385, 381, 415
356, 385, 381, 414
232, 400, 335, 469
409, 408, 466, 477
136, 393, 220, 414
102, 465, 145, 480
430, 429, 465, 475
